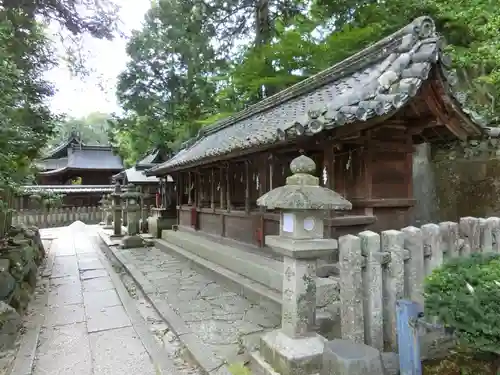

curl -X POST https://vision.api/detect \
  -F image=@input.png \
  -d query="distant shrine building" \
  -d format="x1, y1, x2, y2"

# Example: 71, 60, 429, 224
20, 132, 124, 208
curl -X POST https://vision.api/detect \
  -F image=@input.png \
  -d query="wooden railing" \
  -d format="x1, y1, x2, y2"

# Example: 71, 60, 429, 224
12, 206, 103, 229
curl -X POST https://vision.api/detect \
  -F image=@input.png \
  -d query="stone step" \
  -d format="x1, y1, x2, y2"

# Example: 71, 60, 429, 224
161, 230, 341, 311
163, 230, 283, 292
167, 229, 283, 272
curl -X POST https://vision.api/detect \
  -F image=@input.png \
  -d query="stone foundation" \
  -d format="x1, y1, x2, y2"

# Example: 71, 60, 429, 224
0, 224, 45, 351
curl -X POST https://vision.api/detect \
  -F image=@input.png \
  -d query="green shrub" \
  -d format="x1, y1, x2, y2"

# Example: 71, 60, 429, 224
228, 363, 252, 375
424, 253, 500, 354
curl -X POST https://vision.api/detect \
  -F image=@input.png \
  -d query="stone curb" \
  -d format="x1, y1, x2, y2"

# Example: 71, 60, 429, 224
93, 241, 177, 375
96, 229, 232, 375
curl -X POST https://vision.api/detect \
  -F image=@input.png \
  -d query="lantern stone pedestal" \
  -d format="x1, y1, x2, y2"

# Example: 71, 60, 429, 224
120, 184, 144, 249
148, 207, 177, 238
110, 182, 124, 239
254, 154, 352, 375
103, 194, 113, 230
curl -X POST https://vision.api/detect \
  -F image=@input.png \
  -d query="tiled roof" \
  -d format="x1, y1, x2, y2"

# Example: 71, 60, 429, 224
125, 167, 160, 183
38, 146, 124, 175
149, 17, 485, 175
113, 167, 172, 184
68, 147, 123, 169
21, 185, 114, 194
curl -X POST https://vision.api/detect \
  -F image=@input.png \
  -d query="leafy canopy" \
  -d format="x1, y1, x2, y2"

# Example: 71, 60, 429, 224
112, 0, 500, 161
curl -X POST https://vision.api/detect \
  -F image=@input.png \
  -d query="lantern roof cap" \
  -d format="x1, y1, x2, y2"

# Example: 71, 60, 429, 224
256, 154, 352, 210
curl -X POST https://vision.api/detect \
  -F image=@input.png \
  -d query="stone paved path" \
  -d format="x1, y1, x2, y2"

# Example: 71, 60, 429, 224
9, 222, 204, 375
105, 241, 281, 369
30, 223, 159, 375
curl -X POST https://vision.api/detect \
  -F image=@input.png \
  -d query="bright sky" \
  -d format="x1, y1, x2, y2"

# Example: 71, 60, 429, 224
45, 1, 152, 118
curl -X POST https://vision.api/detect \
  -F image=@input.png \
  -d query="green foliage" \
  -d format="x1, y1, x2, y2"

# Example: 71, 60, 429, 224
29, 192, 65, 208
0, 11, 56, 191
425, 253, 500, 354
228, 363, 253, 375
0, 1, 120, 219
46, 112, 112, 149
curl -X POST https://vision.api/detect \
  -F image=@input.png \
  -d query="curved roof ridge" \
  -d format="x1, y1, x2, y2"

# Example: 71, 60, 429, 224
198, 16, 436, 138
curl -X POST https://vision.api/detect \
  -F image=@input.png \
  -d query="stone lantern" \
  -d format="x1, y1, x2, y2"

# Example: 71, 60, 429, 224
103, 194, 113, 230
139, 189, 150, 233
98, 195, 106, 225
110, 182, 124, 238
120, 183, 144, 248
255, 154, 352, 375
121, 184, 129, 228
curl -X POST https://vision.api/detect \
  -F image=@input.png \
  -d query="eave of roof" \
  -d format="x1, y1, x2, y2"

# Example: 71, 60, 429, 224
148, 16, 487, 176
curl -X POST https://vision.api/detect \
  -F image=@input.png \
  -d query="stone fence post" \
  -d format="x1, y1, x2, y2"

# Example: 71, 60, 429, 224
336, 215, 500, 357
255, 154, 352, 375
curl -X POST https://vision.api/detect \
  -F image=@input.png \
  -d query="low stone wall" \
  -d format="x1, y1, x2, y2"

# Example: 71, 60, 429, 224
13, 206, 101, 229
338, 216, 495, 356
0, 224, 45, 351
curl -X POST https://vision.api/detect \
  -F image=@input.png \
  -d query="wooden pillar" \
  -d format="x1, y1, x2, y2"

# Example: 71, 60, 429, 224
220, 166, 226, 210
363, 131, 373, 216
210, 168, 215, 210
258, 154, 268, 212
324, 143, 335, 190
187, 172, 192, 205
269, 156, 274, 191
195, 170, 203, 207
405, 134, 413, 199
226, 164, 231, 212
178, 172, 183, 206
245, 161, 251, 213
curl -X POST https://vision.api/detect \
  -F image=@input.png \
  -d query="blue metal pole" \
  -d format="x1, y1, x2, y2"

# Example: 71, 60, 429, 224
396, 300, 423, 375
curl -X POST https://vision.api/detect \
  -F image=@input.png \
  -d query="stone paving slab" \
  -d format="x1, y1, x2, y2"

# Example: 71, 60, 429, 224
89, 326, 156, 375
99, 231, 281, 372
86, 304, 132, 333
33, 322, 92, 375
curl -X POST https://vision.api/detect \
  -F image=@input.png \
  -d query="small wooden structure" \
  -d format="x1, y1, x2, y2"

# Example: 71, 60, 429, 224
147, 17, 487, 247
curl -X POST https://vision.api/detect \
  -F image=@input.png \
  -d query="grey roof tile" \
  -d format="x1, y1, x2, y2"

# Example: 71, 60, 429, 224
68, 148, 123, 170
149, 17, 485, 175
